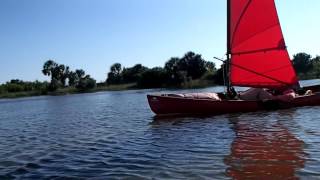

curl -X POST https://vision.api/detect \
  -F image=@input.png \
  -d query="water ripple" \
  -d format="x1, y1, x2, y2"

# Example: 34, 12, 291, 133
0, 89, 319, 179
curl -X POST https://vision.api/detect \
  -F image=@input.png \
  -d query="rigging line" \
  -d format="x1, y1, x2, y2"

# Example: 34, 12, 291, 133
214, 57, 291, 86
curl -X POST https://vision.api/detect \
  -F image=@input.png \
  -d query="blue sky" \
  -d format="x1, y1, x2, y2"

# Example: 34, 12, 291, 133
0, 0, 319, 83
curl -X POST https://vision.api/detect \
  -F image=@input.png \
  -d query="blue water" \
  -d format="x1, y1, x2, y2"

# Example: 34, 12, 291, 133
0, 80, 319, 179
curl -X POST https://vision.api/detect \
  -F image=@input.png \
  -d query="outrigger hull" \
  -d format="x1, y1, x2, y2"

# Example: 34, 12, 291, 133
147, 92, 320, 116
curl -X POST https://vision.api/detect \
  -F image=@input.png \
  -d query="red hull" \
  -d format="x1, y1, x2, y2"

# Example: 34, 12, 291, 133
147, 93, 320, 116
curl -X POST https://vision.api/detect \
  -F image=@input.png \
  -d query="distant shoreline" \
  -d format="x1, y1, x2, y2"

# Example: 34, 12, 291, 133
0, 83, 135, 99
0, 79, 216, 99
2, 52, 319, 100
1, 78, 319, 100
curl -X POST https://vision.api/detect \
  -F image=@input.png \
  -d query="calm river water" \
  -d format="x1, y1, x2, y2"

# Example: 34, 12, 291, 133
0, 81, 320, 179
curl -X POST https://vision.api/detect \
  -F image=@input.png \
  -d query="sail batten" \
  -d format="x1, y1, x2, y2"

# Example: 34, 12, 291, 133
229, 0, 298, 89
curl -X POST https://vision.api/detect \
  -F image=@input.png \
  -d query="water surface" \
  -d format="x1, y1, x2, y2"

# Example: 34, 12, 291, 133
0, 83, 319, 179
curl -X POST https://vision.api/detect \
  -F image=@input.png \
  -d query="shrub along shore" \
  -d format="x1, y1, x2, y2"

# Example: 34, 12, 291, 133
0, 79, 215, 99
0, 51, 319, 99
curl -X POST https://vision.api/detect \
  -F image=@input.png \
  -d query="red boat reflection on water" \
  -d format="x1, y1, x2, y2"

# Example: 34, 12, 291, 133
225, 113, 306, 179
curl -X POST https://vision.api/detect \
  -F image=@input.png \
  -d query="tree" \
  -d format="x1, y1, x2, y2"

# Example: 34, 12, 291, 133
61, 66, 70, 86
313, 55, 320, 63
311, 56, 320, 78
122, 64, 148, 83
0, 85, 5, 94
48, 78, 61, 91
181, 51, 207, 79
42, 60, 58, 81
138, 67, 168, 88
42, 60, 70, 88
205, 61, 216, 72
75, 69, 85, 79
292, 53, 313, 74
164, 57, 184, 85
10, 79, 24, 84
68, 71, 79, 86
76, 75, 96, 90
5, 82, 24, 92
0, 80, 49, 94
212, 63, 227, 85
110, 63, 122, 75
164, 57, 179, 74
106, 63, 123, 84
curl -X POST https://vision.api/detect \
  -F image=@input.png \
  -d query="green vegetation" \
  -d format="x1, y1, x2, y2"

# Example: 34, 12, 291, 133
0, 59, 98, 98
0, 51, 319, 99
107, 51, 218, 88
42, 60, 97, 91
0, 80, 49, 98
292, 53, 320, 79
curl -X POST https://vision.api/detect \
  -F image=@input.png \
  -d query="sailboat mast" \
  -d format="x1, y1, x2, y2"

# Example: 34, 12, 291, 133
226, 0, 231, 92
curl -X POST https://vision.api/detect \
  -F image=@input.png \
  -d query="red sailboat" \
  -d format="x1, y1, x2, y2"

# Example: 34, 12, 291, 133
147, 0, 320, 116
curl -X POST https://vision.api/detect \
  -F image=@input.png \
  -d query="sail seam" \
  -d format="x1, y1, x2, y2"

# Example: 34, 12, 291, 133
230, 61, 291, 86
232, 46, 285, 56
233, 64, 293, 83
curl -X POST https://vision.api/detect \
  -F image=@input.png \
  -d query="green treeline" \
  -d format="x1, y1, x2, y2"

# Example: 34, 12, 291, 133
106, 51, 218, 88
42, 60, 96, 91
0, 51, 319, 98
0, 60, 97, 98
0, 80, 49, 97
106, 51, 320, 88
292, 53, 320, 79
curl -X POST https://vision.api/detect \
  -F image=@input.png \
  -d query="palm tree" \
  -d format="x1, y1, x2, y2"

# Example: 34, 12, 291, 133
75, 69, 85, 79
42, 60, 71, 89
68, 71, 79, 86
110, 63, 122, 75
61, 66, 70, 86
42, 60, 58, 81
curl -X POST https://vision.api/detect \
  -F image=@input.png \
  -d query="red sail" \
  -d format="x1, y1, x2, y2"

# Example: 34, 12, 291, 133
229, 0, 298, 89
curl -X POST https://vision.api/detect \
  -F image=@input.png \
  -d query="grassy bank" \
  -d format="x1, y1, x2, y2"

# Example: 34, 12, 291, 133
0, 83, 138, 99
0, 79, 216, 99
0, 91, 45, 99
